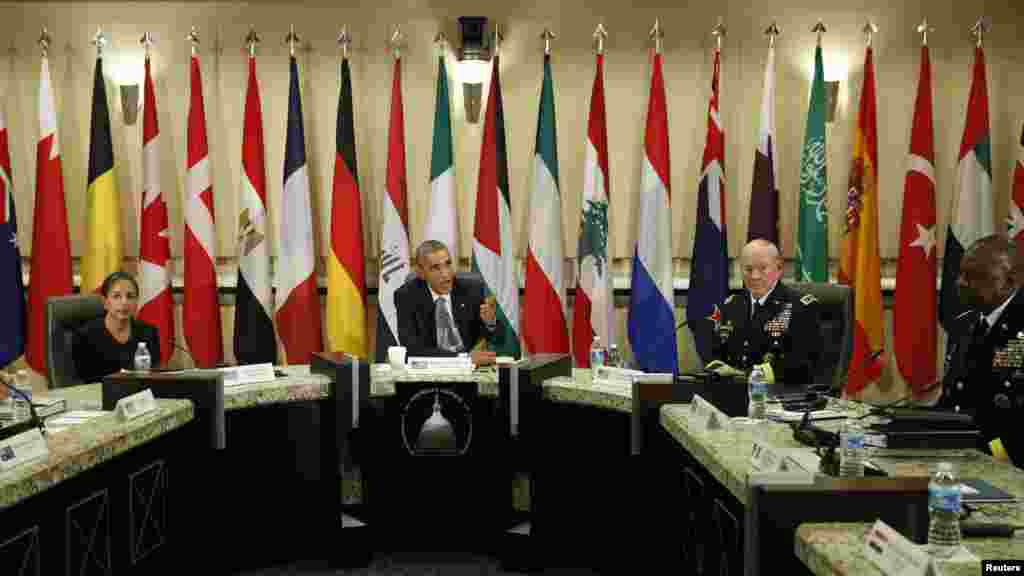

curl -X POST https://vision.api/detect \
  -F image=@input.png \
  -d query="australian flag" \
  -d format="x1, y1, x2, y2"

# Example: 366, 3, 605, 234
686, 50, 728, 363
0, 115, 26, 369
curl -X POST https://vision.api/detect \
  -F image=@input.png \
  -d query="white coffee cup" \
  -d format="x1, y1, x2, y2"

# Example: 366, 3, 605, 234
388, 346, 407, 370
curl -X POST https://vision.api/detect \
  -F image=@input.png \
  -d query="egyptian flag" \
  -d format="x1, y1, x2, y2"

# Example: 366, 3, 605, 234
1010, 122, 1024, 260
0, 106, 26, 369
940, 46, 994, 331
686, 49, 728, 364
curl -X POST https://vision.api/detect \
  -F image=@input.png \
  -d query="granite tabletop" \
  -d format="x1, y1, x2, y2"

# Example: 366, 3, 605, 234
0, 398, 193, 510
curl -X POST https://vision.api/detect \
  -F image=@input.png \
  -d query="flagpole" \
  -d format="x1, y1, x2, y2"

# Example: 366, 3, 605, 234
286, 24, 299, 58
812, 19, 826, 47
245, 26, 260, 58
389, 25, 405, 60
916, 18, 934, 47
649, 18, 663, 55
339, 25, 351, 60
765, 21, 780, 48
970, 16, 990, 48
593, 23, 607, 55
187, 26, 199, 57
712, 17, 726, 53
38, 27, 50, 59
863, 20, 878, 48
91, 27, 106, 58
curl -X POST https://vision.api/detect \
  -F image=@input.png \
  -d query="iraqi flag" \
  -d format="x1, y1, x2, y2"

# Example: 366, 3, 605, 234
524, 54, 568, 355
627, 50, 677, 374
940, 46, 994, 331
686, 49, 728, 364
275, 55, 323, 364
0, 105, 26, 369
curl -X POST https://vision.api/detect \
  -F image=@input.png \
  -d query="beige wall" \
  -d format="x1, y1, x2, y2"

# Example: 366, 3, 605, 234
1, 0, 1021, 398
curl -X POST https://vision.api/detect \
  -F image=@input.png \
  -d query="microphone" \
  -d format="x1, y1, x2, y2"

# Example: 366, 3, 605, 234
0, 376, 45, 440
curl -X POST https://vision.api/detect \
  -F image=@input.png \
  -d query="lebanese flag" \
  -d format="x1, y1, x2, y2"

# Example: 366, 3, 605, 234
26, 55, 72, 375
572, 53, 613, 368
894, 45, 937, 396
137, 56, 174, 365
524, 53, 568, 355
184, 54, 223, 367
1010, 122, 1024, 260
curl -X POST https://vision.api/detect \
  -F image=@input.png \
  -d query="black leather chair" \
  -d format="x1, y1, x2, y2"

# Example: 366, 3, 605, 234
790, 282, 853, 392
46, 294, 104, 389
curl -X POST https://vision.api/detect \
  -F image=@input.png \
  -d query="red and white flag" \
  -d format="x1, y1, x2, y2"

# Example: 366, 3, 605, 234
137, 56, 174, 366
894, 44, 937, 395
26, 55, 72, 375
1010, 122, 1024, 259
183, 53, 222, 367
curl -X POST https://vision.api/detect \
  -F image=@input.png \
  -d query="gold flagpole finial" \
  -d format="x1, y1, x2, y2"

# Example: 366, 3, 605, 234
91, 27, 107, 57
765, 21, 781, 48
285, 24, 300, 57
916, 18, 934, 47
245, 27, 260, 58
970, 17, 990, 48
540, 28, 556, 56
433, 31, 448, 59
187, 26, 200, 56
711, 18, 727, 52
339, 26, 352, 59
388, 25, 406, 59
649, 19, 664, 54
863, 21, 878, 47
38, 27, 52, 57
492, 23, 503, 56
593, 23, 608, 55
811, 20, 827, 46
141, 32, 154, 58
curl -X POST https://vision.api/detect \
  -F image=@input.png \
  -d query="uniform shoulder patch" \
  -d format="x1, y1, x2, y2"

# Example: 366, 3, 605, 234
724, 294, 735, 305
800, 294, 817, 305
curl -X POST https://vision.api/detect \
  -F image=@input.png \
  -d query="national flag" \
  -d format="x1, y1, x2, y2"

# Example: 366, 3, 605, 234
796, 43, 829, 282
573, 52, 614, 368
374, 55, 411, 362
1009, 122, 1024, 260
894, 44, 937, 394
628, 49, 677, 373
472, 56, 520, 358
423, 53, 458, 262
940, 46, 993, 330
184, 53, 223, 367
524, 53, 568, 355
234, 52, 276, 365
81, 54, 122, 294
26, 55, 72, 374
327, 55, 367, 357
839, 45, 885, 395
276, 55, 323, 364
748, 41, 779, 245
687, 49, 728, 364
137, 56, 174, 365
0, 106, 26, 369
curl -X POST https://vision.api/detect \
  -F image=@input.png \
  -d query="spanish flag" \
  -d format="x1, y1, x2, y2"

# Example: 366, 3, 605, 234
81, 55, 122, 294
839, 44, 884, 396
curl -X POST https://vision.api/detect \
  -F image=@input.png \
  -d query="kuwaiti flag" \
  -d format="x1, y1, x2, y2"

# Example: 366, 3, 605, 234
628, 50, 677, 374
423, 54, 458, 262
894, 44, 937, 395
184, 53, 223, 367
940, 45, 993, 331
839, 45, 885, 395
687, 49, 728, 364
26, 55, 72, 375
81, 54, 123, 295
234, 52, 276, 365
524, 53, 568, 355
137, 56, 174, 365
327, 55, 367, 357
748, 41, 778, 245
0, 105, 26, 369
1009, 122, 1024, 260
374, 54, 411, 363
276, 55, 322, 364
573, 52, 614, 368
473, 55, 520, 357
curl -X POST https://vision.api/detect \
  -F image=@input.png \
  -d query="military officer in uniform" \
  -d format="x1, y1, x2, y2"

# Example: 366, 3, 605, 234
709, 239, 823, 385
937, 234, 1023, 467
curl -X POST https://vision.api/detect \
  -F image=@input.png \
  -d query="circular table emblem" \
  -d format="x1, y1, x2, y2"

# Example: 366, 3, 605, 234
400, 388, 474, 456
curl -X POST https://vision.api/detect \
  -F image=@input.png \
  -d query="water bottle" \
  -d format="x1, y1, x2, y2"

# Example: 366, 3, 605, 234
134, 342, 152, 372
928, 462, 962, 558
606, 344, 622, 368
839, 418, 867, 478
12, 369, 32, 423
589, 336, 607, 368
748, 366, 767, 420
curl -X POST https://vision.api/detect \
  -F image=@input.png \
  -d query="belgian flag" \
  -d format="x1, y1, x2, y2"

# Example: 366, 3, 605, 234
82, 55, 122, 294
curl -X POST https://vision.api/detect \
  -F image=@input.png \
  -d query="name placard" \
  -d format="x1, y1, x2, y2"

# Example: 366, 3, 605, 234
221, 363, 276, 387
690, 394, 729, 433
863, 520, 934, 576
0, 428, 49, 472
115, 389, 158, 422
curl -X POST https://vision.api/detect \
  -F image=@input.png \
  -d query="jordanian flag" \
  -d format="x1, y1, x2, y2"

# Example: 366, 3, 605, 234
473, 55, 520, 357
423, 54, 458, 261
796, 43, 829, 282
940, 45, 993, 331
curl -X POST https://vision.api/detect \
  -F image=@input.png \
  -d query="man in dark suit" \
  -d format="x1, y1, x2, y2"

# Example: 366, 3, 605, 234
709, 239, 823, 385
937, 234, 1023, 467
395, 240, 500, 366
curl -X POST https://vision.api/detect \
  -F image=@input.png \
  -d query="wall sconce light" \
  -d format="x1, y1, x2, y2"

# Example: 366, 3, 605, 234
457, 16, 490, 124
824, 80, 840, 124
120, 83, 140, 125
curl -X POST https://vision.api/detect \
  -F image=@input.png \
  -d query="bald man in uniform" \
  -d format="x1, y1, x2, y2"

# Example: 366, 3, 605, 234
709, 239, 823, 385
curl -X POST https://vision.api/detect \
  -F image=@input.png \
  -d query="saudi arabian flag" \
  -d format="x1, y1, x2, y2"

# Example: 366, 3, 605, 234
797, 44, 829, 282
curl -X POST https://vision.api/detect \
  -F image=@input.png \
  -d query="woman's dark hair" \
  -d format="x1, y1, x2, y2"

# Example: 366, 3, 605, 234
100, 271, 139, 297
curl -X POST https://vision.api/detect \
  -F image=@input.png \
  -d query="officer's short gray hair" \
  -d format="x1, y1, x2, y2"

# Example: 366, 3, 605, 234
415, 240, 450, 266
741, 238, 781, 263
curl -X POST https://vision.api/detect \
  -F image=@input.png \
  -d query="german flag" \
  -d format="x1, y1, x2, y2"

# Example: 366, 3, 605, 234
82, 55, 122, 294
